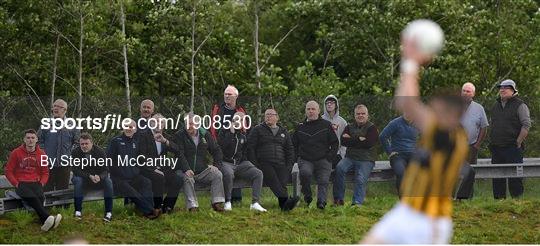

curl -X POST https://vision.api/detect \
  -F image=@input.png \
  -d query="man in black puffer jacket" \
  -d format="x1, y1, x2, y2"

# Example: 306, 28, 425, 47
248, 108, 299, 211
292, 101, 339, 209
217, 112, 266, 212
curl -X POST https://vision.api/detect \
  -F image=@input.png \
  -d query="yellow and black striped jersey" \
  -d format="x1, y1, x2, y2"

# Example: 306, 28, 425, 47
400, 118, 469, 218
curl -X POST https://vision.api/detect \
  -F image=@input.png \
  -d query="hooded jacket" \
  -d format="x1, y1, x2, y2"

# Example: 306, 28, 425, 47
322, 95, 348, 158
4, 144, 49, 187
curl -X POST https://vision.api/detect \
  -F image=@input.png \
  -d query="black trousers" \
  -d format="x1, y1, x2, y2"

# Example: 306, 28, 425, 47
258, 162, 290, 199
141, 169, 165, 209
16, 182, 50, 223
113, 175, 154, 215
44, 166, 70, 191
491, 146, 524, 199
162, 171, 184, 210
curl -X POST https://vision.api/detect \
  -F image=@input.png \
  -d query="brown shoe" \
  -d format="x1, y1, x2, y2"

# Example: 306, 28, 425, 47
212, 202, 225, 212
144, 212, 160, 220
188, 207, 198, 212
333, 199, 344, 206
153, 209, 162, 217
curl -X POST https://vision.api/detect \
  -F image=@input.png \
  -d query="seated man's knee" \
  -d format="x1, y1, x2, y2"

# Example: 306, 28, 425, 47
72, 176, 84, 185
209, 166, 223, 178
335, 162, 348, 175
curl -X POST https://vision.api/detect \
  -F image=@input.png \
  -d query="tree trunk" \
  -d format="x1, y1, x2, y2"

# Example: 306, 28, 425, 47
120, 0, 132, 117
77, 0, 84, 118
51, 34, 60, 108
190, 1, 196, 112
254, 4, 261, 119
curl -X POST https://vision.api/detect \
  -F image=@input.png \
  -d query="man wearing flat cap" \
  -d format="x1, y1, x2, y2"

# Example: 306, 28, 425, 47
489, 79, 531, 199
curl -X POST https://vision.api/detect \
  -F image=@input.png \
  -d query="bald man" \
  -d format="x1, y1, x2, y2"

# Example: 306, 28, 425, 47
38, 99, 80, 192
292, 101, 338, 209
137, 99, 155, 135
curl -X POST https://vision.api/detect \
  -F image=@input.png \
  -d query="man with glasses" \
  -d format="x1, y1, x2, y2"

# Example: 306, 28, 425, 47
210, 85, 247, 203
248, 108, 299, 211
38, 99, 80, 191
322, 95, 348, 168
489, 79, 531, 199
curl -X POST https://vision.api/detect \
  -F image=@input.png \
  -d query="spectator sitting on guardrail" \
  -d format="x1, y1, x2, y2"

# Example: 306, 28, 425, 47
322, 95, 348, 169
38, 99, 80, 192
108, 119, 159, 219
455, 82, 488, 200
137, 113, 178, 216
4, 129, 62, 231
173, 112, 226, 212
379, 112, 419, 195
333, 104, 379, 207
139, 113, 184, 214
489, 79, 531, 199
71, 132, 114, 222
217, 112, 267, 212
248, 108, 299, 211
293, 101, 339, 210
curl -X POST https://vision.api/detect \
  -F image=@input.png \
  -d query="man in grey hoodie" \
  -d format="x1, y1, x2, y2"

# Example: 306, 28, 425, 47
322, 95, 348, 167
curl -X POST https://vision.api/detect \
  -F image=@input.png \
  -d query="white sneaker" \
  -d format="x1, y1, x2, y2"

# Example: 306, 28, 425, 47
53, 214, 62, 229
250, 202, 267, 212
41, 216, 55, 232
224, 201, 232, 211
74, 211, 82, 220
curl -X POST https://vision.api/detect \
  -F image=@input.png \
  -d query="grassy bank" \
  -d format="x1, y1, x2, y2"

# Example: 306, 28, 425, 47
1, 180, 539, 244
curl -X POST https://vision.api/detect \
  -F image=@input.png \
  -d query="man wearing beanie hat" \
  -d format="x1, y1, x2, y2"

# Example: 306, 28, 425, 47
489, 79, 531, 199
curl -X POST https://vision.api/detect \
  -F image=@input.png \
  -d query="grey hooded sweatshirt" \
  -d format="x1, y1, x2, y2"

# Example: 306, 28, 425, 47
322, 95, 348, 158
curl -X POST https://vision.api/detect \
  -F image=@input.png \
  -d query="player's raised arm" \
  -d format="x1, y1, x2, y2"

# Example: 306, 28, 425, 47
395, 20, 444, 133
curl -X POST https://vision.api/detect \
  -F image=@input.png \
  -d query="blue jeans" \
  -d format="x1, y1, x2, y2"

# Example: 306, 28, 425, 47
72, 175, 114, 213
333, 158, 375, 205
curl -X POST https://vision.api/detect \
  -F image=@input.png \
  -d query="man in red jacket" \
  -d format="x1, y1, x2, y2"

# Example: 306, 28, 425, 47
4, 129, 62, 232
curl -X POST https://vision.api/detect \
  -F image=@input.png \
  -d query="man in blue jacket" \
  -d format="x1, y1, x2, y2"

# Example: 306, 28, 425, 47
379, 112, 419, 194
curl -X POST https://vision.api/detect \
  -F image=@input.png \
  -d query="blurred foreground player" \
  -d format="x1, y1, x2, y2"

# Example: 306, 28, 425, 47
361, 26, 469, 244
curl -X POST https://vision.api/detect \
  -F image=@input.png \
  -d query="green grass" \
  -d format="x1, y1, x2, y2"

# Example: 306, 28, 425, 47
1, 180, 540, 244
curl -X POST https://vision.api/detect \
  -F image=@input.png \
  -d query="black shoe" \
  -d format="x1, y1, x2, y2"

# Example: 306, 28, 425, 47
278, 197, 288, 209
317, 202, 326, 210
162, 207, 173, 214
282, 196, 299, 211
333, 199, 344, 206
304, 196, 313, 206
